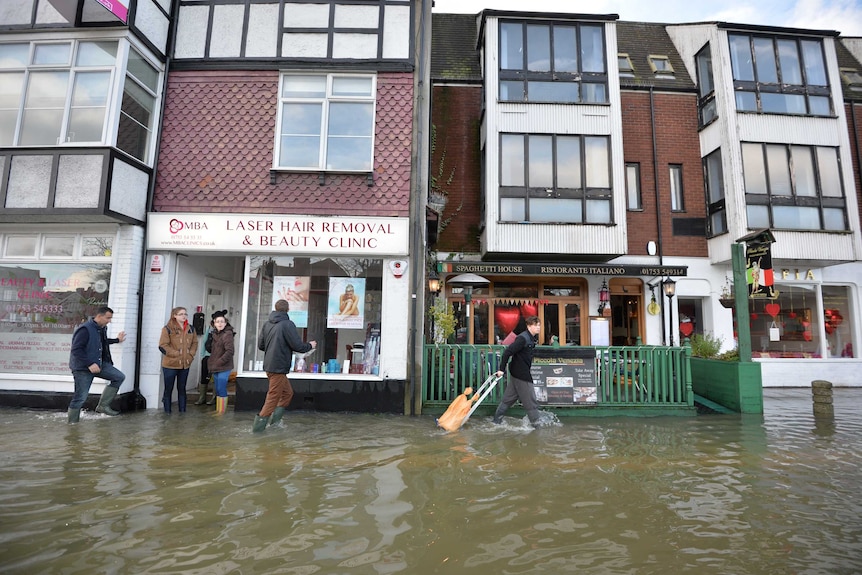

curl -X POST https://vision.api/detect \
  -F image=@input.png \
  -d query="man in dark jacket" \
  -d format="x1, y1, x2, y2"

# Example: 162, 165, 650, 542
67, 306, 126, 423
253, 299, 316, 433
493, 315, 541, 426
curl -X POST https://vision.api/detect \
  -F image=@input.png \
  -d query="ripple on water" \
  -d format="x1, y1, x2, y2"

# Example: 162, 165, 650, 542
0, 389, 861, 574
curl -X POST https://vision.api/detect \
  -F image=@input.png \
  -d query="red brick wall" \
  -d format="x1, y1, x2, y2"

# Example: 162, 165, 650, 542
847, 102, 862, 228
621, 91, 708, 258
430, 84, 483, 253
154, 70, 413, 217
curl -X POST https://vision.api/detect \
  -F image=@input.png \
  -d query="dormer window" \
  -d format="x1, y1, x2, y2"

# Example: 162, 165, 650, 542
648, 55, 675, 78
618, 53, 634, 77
840, 67, 862, 92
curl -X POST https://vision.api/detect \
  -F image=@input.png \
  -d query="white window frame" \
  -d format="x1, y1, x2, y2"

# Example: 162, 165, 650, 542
274, 73, 377, 172
0, 37, 162, 166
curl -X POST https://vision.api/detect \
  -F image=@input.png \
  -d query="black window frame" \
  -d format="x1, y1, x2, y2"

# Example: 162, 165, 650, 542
498, 20, 609, 104
728, 33, 832, 117
741, 142, 847, 231
625, 162, 642, 211
695, 43, 717, 127
703, 149, 727, 237
498, 133, 613, 224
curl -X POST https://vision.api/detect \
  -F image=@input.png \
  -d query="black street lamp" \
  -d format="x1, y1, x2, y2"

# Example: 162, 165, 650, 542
663, 277, 676, 346
597, 279, 610, 316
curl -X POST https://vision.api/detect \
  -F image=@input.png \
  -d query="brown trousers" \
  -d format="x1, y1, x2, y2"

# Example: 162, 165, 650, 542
259, 372, 294, 417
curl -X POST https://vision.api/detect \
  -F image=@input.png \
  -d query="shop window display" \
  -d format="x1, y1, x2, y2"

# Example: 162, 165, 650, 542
243, 256, 382, 375
748, 284, 854, 358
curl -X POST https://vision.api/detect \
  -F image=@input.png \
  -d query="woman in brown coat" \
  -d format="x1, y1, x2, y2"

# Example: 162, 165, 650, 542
207, 310, 235, 415
158, 306, 198, 413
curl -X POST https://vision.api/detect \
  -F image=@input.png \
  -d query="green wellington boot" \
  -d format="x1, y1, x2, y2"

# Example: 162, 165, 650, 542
67, 408, 81, 423
95, 386, 120, 416
252, 415, 268, 433
268, 406, 285, 426
194, 383, 208, 405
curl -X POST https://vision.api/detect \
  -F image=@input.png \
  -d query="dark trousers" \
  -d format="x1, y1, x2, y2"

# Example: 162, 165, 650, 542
494, 374, 540, 423
162, 367, 190, 412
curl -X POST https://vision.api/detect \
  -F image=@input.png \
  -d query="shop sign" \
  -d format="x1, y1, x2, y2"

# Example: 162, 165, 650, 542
147, 213, 410, 256
437, 262, 687, 277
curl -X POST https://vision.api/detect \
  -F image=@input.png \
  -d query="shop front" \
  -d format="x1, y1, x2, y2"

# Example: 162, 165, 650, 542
435, 262, 688, 348
143, 213, 411, 413
0, 225, 142, 409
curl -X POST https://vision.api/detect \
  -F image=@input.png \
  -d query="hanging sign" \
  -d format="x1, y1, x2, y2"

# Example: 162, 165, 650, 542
743, 229, 778, 299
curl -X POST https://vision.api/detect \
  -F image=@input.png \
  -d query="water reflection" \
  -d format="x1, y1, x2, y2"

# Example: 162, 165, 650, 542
1, 389, 861, 574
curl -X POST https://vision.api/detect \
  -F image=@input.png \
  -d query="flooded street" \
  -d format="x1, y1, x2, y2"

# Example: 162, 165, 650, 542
1, 388, 861, 574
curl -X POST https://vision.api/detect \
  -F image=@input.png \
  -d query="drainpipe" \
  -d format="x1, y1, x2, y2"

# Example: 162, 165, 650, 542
851, 101, 861, 227
649, 86, 667, 345
407, 0, 432, 415
131, 0, 178, 409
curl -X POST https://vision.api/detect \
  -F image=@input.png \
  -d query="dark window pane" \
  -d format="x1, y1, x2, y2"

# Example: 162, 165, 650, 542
554, 26, 577, 72
753, 37, 777, 83
528, 81, 578, 103
735, 91, 757, 111
500, 23, 523, 70
729, 35, 754, 81
777, 39, 802, 84
580, 25, 605, 73
500, 81, 524, 102
527, 25, 550, 71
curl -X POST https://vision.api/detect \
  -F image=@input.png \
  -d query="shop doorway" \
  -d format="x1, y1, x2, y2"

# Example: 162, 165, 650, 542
608, 279, 644, 346
204, 278, 237, 332
542, 300, 582, 346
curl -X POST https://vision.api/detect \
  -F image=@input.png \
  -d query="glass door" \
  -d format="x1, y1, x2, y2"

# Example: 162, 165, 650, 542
542, 300, 582, 345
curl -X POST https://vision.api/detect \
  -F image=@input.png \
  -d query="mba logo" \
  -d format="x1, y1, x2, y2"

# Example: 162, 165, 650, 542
169, 218, 209, 234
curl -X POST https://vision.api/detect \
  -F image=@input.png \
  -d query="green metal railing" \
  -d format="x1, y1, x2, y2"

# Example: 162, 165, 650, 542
422, 344, 693, 413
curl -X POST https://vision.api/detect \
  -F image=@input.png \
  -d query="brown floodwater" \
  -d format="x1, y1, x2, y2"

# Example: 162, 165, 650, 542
1, 388, 860, 574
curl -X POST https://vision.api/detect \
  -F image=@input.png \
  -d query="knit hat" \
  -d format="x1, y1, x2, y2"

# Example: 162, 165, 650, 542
211, 309, 228, 320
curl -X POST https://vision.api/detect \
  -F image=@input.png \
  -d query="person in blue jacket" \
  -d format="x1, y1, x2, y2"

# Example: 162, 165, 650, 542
493, 315, 541, 426
67, 306, 126, 423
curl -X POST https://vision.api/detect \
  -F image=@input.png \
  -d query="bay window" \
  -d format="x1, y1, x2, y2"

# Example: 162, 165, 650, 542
728, 33, 831, 116
0, 39, 160, 163
742, 142, 847, 231
500, 133, 612, 224
499, 21, 608, 104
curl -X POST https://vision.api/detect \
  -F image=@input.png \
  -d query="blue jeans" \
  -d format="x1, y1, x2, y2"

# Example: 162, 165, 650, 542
212, 370, 230, 398
162, 367, 190, 413
69, 363, 126, 410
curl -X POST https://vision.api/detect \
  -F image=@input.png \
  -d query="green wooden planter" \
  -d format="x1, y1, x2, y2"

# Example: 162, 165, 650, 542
690, 357, 763, 414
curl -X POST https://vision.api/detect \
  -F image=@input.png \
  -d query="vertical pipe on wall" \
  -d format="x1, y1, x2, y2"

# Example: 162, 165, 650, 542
649, 86, 667, 346
407, 0, 432, 415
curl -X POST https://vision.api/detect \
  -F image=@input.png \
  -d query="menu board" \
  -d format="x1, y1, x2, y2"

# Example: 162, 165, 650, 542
530, 348, 597, 405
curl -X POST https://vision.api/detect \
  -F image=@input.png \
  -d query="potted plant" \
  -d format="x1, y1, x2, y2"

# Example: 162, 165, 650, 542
688, 332, 761, 413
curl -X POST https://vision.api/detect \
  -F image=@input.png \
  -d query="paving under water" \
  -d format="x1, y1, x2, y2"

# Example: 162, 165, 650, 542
1, 388, 860, 574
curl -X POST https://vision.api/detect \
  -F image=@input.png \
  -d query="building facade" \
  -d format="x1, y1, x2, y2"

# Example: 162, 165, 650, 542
142, 0, 430, 413
430, 11, 862, 387
0, 0, 172, 409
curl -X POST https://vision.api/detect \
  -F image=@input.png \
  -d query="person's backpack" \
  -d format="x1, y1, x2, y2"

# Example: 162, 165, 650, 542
204, 332, 213, 353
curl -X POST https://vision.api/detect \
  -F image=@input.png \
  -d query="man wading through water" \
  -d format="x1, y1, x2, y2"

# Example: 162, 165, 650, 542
493, 315, 541, 426
253, 299, 316, 433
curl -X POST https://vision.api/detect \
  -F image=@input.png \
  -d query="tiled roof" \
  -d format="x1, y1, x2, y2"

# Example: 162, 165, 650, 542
616, 21, 695, 91
431, 13, 482, 83
836, 39, 862, 101
154, 70, 413, 217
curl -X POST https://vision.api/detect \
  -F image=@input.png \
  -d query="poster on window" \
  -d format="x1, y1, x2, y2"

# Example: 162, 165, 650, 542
272, 276, 310, 328
327, 278, 365, 329
0, 262, 111, 375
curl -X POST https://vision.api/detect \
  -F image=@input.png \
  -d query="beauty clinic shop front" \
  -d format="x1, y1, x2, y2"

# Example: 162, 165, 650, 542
144, 213, 411, 413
